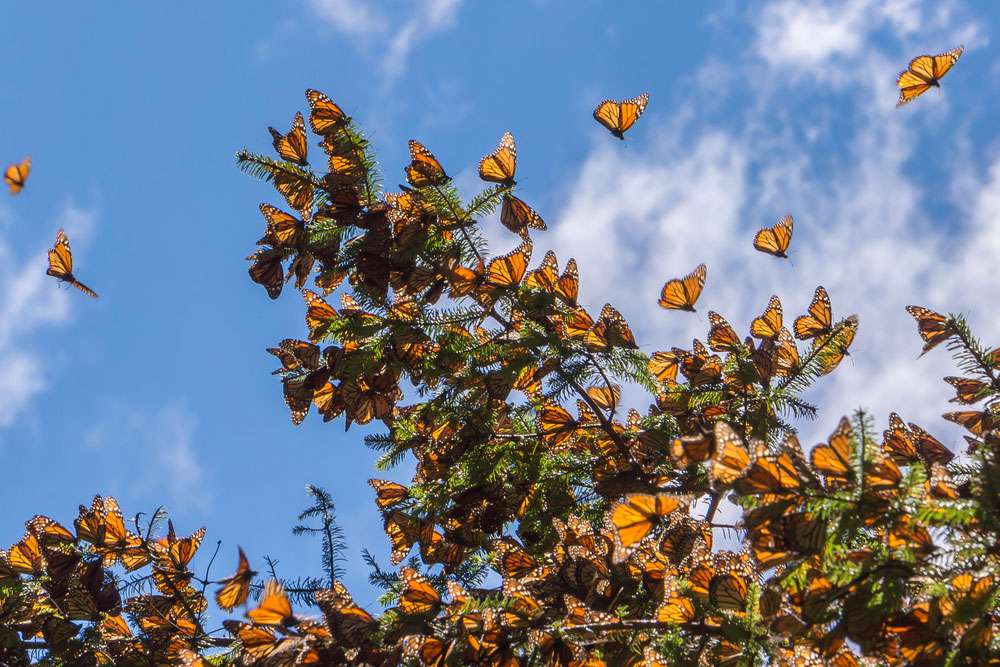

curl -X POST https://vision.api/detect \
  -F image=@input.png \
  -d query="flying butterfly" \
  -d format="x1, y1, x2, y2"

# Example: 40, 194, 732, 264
896, 46, 963, 107
268, 111, 308, 165
753, 215, 793, 258
305, 89, 348, 134
658, 263, 706, 312
906, 305, 954, 356
46, 229, 98, 298
478, 131, 517, 185
215, 547, 256, 611
707, 311, 741, 352
248, 580, 298, 627
406, 140, 449, 188
593, 93, 649, 139
4, 156, 30, 195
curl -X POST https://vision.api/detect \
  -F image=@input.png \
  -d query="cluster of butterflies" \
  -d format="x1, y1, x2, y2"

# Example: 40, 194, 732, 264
0, 495, 404, 665
4, 155, 99, 298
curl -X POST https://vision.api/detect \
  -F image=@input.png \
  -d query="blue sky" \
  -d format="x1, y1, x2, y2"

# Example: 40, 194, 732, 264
1, 1, 998, 609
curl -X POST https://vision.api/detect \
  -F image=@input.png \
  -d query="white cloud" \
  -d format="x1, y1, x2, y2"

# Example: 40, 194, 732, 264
305, 0, 462, 85
543, 0, 993, 457
85, 400, 209, 510
0, 203, 96, 428
306, 0, 385, 36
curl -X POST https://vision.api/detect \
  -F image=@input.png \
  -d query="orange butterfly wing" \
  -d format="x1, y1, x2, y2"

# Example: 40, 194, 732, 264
593, 93, 649, 138
658, 263, 706, 311
753, 214, 793, 258
268, 111, 309, 165
478, 131, 517, 185
305, 89, 347, 134
4, 156, 30, 194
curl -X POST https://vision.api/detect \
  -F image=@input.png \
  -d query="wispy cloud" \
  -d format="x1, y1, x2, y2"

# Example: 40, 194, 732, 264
544, 0, 993, 454
305, 0, 462, 86
84, 400, 209, 510
0, 203, 96, 428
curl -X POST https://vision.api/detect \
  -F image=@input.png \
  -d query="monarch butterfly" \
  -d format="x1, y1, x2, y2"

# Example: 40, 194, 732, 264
816, 314, 858, 376
303, 289, 338, 342
882, 412, 920, 465
711, 422, 752, 486
907, 421, 954, 464
478, 131, 517, 185
398, 567, 441, 617
368, 479, 409, 509
753, 215, 793, 258
215, 547, 257, 611
707, 311, 741, 352
680, 339, 723, 386
406, 140, 449, 188
224, 621, 284, 661
503, 581, 545, 627
484, 239, 531, 289
906, 305, 954, 356
268, 111, 308, 165
562, 593, 617, 627
247, 248, 284, 300
283, 367, 331, 425
657, 580, 696, 624
539, 403, 579, 447
257, 203, 304, 248
593, 93, 649, 139
794, 286, 833, 340
4, 156, 30, 194
709, 572, 749, 611
267, 339, 321, 375
586, 384, 620, 411
46, 229, 98, 298
609, 493, 687, 550
944, 410, 996, 437
647, 351, 681, 387
658, 263, 706, 311
305, 89, 348, 134
500, 194, 545, 234
586, 303, 639, 351
6, 532, 44, 575
401, 635, 447, 666
491, 538, 541, 580
751, 295, 783, 339
314, 583, 376, 641
896, 46, 963, 107
810, 417, 855, 487
248, 579, 298, 626
27, 515, 75, 544
944, 376, 989, 404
